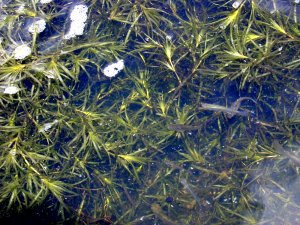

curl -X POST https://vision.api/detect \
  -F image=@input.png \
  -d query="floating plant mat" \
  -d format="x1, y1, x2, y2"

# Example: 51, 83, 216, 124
0, 0, 299, 225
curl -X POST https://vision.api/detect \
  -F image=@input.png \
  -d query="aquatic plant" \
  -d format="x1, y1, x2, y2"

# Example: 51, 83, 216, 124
0, 0, 299, 224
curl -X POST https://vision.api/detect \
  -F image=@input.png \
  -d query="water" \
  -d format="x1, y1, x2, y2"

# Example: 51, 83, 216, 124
0, 1, 299, 225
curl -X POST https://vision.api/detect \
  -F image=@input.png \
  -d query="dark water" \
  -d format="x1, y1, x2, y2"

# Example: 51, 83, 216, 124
0, 1, 299, 225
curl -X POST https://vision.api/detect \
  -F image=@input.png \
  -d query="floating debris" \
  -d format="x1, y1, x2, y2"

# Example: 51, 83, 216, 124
232, 0, 244, 9
28, 18, 46, 34
12, 44, 31, 59
200, 97, 256, 118
38, 120, 59, 133
40, 0, 53, 4
1, 85, 21, 94
103, 60, 125, 78
64, 4, 88, 40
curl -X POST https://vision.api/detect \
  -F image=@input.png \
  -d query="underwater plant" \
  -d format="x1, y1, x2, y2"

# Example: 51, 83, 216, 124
0, 0, 299, 224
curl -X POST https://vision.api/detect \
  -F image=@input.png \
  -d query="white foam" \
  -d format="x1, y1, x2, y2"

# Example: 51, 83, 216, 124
103, 60, 125, 78
64, 4, 88, 39
13, 44, 31, 59
3, 86, 21, 94
28, 19, 46, 34
40, 0, 53, 4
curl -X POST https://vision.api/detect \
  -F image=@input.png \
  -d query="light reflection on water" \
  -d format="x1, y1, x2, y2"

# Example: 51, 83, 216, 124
247, 141, 300, 225
256, 0, 300, 22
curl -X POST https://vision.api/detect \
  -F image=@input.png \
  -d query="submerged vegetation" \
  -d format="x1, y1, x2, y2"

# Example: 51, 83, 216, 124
0, 0, 299, 224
